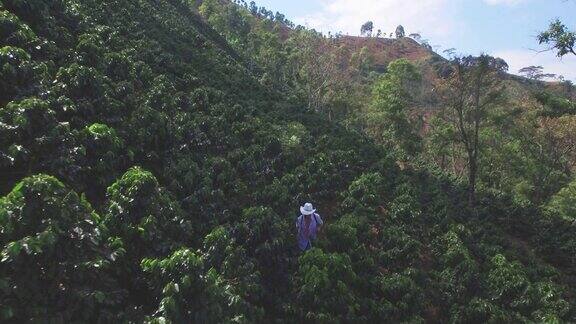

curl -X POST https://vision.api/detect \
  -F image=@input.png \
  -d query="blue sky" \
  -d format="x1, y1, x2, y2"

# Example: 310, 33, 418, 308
254, 0, 576, 81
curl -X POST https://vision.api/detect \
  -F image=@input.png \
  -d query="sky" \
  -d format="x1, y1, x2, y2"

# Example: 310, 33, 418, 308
254, 0, 576, 81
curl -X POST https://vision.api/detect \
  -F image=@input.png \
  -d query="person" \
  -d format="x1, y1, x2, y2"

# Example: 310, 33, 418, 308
295, 202, 323, 251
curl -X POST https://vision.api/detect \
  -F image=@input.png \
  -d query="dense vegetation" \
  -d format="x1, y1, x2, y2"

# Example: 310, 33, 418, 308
1, 0, 575, 322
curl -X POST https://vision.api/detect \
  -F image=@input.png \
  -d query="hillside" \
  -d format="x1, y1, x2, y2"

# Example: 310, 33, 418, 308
335, 36, 436, 70
335, 35, 575, 107
1, 0, 576, 323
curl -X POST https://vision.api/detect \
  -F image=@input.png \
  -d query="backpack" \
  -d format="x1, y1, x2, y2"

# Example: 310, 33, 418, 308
298, 213, 320, 231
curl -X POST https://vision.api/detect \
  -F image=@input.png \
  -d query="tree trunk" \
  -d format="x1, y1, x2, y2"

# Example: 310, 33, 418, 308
468, 153, 477, 207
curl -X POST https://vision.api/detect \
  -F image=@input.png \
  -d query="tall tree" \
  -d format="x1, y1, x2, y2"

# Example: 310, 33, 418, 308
361, 21, 374, 37
395, 25, 405, 38
366, 59, 422, 160
518, 65, 544, 80
440, 55, 508, 205
518, 65, 556, 80
287, 30, 348, 120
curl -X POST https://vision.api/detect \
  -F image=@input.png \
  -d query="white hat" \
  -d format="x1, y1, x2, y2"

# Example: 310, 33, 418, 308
300, 202, 316, 215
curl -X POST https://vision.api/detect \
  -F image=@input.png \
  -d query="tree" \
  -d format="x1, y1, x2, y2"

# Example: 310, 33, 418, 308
547, 178, 576, 221
408, 33, 421, 41
538, 19, 575, 57
3, 0, 576, 321
421, 41, 433, 51
538, 115, 576, 175
440, 55, 508, 205
366, 59, 422, 160
249, 1, 258, 15
274, 11, 286, 23
443, 48, 457, 59
376, 29, 382, 38
351, 45, 373, 76
395, 25, 405, 38
361, 21, 374, 37
287, 30, 348, 119
518, 65, 543, 80
518, 65, 556, 80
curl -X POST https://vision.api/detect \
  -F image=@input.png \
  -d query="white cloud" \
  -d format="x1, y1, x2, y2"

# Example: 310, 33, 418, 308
493, 49, 576, 82
294, 0, 464, 43
483, 0, 526, 6
292, 0, 575, 82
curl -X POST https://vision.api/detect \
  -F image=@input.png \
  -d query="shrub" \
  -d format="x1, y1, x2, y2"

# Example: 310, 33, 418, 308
379, 225, 421, 270
0, 175, 122, 322
80, 123, 125, 190
342, 172, 387, 213
0, 10, 38, 49
433, 230, 480, 308
294, 248, 359, 322
0, 46, 34, 104
142, 248, 262, 323
377, 270, 425, 322
485, 254, 530, 310
0, 98, 59, 177
76, 33, 104, 68
103, 167, 192, 258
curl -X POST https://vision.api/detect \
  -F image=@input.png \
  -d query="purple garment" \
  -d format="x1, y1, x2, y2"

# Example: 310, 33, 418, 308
296, 213, 323, 251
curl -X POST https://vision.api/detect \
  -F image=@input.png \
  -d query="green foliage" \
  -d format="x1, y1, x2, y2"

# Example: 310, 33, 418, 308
535, 91, 576, 117
451, 298, 511, 323
1, 97, 56, 141
367, 59, 422, 159
377, 270, 425, 322
236, 207, 287, 258
379, 225, 421, 270
142, 248, 261, 323
0, 98, 59, 182
201, 226, 264, 311
546, 179, 576, 221
80, 123, 125, 189
483, 254, 570, 320
0, 0, 575, 322
0, 10, 38, 49
324, 214, 364, 253
103, 167, 192, 258
342, 172, 387, 212
76, 33, 104, 67
0, 46, 34, 104
538, 19, 576, 58
478, 125, 570, 205
54, 63, 107, 110
294, 248, 359, 322
0, 175, 122, 322
433, 229, 480, 309
486, 254, 530, 309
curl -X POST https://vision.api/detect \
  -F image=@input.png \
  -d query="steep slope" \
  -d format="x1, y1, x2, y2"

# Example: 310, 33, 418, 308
1, 0, 576, 323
